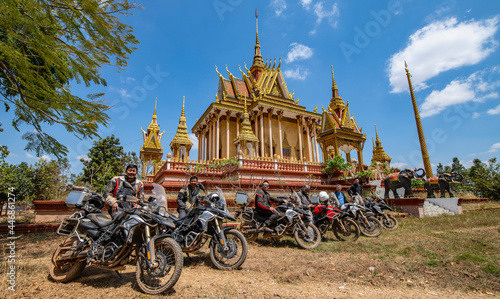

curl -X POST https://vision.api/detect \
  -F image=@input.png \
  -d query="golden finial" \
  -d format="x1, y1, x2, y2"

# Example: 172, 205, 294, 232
244, 62, 250, 73
331, 65, 338, 91
215, 65, 223, 78
314, 105, 317, 113
272, 58, 276, 70
181, 96, 185, 117
277, 57, 281, 70
154, 97, 157, 115
225, 64, 230, 75
295, 98, 300, 105
215, 92, 219, 103
321, 104, 327, 113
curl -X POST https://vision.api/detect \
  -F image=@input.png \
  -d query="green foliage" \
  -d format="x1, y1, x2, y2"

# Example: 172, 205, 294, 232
323, 155, 349, 176
411, 178, 425, 189
0, 0, 138, 158
466, 158, 500, 199
354, 169, 372, 183
77, 135, 140, 192
0, 158, 71, 203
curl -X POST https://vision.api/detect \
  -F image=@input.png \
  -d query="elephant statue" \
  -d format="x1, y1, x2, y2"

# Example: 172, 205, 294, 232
384, 168, 426, 199
424, 172, 464, 198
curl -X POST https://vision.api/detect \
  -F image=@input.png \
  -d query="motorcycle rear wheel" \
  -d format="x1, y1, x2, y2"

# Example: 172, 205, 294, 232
49, 237, 87, 283
136, 237, 183, 295
333, 219, 360, 242
210, 229, 248, 270
381, 214, 399, 230
294, 223, 321, 249
359, 216, 383, 237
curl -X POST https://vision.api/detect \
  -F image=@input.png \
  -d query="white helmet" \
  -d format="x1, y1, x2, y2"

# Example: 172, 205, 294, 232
319, 191, 329, 203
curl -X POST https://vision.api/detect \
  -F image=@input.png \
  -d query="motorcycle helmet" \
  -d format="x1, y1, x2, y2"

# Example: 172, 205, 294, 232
318, 191, 329, 204
88, 195, 105, 210
207, 192, 220, 204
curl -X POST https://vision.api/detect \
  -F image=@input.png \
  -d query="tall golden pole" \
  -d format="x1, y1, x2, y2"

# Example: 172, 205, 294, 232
405, 61, 433, 178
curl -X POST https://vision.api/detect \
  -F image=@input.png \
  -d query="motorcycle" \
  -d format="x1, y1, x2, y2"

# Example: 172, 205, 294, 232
365, 197, 399, 230
50, 184, 183, 295
234, 192, 322, 249
156, 186, 248, 271
341, 203, 383, 238
312, 203, 360, 242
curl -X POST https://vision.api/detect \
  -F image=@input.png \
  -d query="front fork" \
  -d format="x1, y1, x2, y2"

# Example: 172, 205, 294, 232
144, 226, 157, 267
214, 219, 228, 248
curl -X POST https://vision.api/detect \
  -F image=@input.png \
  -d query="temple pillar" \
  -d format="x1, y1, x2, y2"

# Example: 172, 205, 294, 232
215, 111, 220, 159
259, 107, 264, 157
226, 111, 231, 159
236, 113, 241, 137
297, 115, 303, 161
253, 112, 259, 157
346, 152, 351, 165
268, 108, 274, 158
313, 126, 320, 162
277, 111, 283, 159
305, 118, 312, 162
357, 147, 364, 172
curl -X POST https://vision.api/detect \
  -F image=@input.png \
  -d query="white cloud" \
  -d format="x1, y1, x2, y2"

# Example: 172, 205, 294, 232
77, 155, 90, 162
300, 0, 313, 9
7, 153, 18, 158
388, 17, 499, 93
420, 69, 500, 118
487, 104, 500, 115
25, 153, 52, 161
488, 142, 500, 153
189, 133, 199, 150
111, 87, 131, 98
271, 0, 286, 16
313, 2, 339, 27
285, 43, 313, 63
283, 67, 310, 80
120, 76, 135, 84
472, 112, 480, 119
391, 162, 408, 169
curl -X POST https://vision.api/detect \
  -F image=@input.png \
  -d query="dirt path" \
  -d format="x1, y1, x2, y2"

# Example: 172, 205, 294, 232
2, 232, 498, 299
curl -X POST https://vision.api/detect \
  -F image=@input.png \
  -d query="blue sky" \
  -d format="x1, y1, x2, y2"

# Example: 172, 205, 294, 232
2, 0, 500, 175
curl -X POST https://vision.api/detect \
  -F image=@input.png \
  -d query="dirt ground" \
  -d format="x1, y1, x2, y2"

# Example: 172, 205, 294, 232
1, 225, 499, 299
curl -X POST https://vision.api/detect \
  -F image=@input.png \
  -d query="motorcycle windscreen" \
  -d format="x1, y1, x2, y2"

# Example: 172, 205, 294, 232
215, 186, 228, 213
152, 183, 168, 214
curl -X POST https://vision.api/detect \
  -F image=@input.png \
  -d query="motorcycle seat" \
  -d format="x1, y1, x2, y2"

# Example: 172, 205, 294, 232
87, 213, 114, 227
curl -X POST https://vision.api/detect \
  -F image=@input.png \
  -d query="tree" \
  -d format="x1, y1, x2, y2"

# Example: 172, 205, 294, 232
467, 158, 500, 199
0, 0, 138, 158
78, 135, 140, 192
322, 156, 349, 184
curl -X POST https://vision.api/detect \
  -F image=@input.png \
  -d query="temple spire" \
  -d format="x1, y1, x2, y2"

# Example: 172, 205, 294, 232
371, 125, 391, 165
331, 65, 339, 97
328, 66, 345, 113
250, 9, 265, 76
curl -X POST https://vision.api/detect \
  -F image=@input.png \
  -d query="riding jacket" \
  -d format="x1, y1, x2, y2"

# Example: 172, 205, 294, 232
104, 176, 144, 207
177, 184, 205, 211
255, 189, 281, 213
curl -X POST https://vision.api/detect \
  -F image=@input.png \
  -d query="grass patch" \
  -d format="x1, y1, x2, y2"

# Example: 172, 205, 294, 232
481, 264, 500, 275
426, 260, 438, 267
455, 253, 488, 263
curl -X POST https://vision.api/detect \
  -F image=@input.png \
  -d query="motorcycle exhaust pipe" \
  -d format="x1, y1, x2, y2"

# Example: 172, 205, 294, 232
245, 229, 259, 233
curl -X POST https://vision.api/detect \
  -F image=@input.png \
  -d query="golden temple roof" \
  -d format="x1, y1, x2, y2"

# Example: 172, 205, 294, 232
141, 98, 164, 151
328, 66, 346, 113
371, 125, 391, 163
170, 96, 193, 149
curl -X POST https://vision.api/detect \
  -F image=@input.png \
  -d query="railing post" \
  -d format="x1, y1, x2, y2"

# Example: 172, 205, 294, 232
167, 156, 171, 170
304, 161, 307, 172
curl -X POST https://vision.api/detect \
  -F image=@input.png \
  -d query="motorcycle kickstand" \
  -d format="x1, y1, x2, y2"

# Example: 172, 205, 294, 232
186, 253, 193, 262
115, 270, 124, 280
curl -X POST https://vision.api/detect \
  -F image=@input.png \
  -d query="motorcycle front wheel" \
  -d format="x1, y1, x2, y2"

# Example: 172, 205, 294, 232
235, 223, 259, 242
333, 218, 360, 242
359, 216, 383, 237
136, 237, 183, 295
294, 223, 321, 249
209, 229, 248, 270
49, 237, 87, 283
381, 214, 399, 230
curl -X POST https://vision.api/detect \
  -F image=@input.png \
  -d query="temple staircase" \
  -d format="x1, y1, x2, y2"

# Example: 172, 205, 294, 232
423, 201, 456, 217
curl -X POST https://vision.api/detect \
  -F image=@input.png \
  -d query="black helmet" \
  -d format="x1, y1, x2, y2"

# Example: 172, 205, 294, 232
126, 163, 138, 171
88, 195, 105, 209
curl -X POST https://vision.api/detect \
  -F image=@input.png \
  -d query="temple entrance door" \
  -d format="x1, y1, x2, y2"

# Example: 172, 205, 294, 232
283, 148, 290, 159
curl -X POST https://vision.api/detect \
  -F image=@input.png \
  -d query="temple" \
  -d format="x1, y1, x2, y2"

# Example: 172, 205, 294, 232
371, 125, 391, 165
145, 13, 380, 186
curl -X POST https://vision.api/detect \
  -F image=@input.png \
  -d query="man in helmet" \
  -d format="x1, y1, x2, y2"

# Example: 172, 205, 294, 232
255, 180, 286, 232
177, 175, 206, 218
104, 164, 144, 216
313, 191, 330, 225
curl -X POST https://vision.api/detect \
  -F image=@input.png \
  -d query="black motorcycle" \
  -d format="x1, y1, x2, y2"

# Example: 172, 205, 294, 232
234, 192, 322, 249
156, 186, 248, 271
341, 203, 383, 238
365, 198, 399, 231
50, 185, 183, 295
